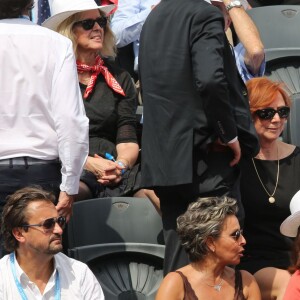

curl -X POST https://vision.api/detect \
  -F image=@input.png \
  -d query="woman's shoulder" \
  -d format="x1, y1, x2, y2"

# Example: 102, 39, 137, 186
279, 141, 300, 159
239, 269, 262, 300
155, 271, 185, 300
252, 267, 290, 300
239, 269, 256, 283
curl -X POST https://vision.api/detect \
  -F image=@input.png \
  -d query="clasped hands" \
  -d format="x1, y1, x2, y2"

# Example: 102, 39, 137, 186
87, 154, 125, 186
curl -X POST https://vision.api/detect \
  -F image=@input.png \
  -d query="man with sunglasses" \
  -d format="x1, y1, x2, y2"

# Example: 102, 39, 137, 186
0, 186, 104, 300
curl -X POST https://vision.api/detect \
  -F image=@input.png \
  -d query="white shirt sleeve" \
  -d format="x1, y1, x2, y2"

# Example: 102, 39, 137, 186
50, 40, 89, 195
81, 265, 105, 300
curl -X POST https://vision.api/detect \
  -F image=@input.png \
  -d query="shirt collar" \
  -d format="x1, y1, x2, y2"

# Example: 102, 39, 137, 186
14, 252, 59, 286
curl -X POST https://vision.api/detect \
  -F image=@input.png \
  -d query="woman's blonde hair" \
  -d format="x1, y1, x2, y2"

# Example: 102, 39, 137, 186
57, 9, 116, 58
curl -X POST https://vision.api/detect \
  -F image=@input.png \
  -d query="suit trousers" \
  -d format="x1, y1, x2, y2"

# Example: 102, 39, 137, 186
154, 151, 243, 276
0, 159, 61, 257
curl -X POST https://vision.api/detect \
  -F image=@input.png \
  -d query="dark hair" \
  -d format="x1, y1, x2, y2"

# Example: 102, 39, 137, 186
0, 0, 33, 19
177, 196, 238, 262
1, 186, 55, 252
288, 229, 300, 274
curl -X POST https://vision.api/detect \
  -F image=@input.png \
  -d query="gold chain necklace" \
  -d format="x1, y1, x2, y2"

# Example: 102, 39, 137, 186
251, 146, 279, 204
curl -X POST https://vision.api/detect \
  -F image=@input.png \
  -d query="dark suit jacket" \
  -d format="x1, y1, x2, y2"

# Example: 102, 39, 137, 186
139, 0, 259, 187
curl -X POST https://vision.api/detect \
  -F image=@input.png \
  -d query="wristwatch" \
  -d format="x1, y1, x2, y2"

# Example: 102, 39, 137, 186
226, 0, 242, 11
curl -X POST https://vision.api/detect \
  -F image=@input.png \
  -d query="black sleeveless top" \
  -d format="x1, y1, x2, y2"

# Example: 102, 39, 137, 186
175, 269, 245, 300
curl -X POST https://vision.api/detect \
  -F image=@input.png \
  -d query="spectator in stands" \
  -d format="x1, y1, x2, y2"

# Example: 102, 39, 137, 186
238, 77, 300, 299
281, 190, 300, 300
0, 186, 104, 299
43, 0, 142, 200
139, 0, 260, 275
0, 0, 89, 227
211, 0, 265, 82
156, 196, 261, 300
111, 0, 160, 80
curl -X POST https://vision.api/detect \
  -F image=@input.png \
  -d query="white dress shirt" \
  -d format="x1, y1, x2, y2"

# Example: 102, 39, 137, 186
0, 252, 105, 300
0, 18, 89, 195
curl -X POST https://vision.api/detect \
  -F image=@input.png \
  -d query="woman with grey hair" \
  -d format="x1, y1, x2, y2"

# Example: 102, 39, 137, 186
156, 196, 261, 300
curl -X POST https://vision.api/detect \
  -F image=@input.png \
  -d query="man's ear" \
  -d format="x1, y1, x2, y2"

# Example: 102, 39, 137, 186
12, 227, 26, 244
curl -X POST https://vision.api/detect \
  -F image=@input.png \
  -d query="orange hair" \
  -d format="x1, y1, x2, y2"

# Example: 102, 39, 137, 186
246, 77, 291, 114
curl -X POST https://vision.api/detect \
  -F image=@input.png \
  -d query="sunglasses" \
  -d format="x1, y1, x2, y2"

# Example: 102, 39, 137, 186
254, 106, 290, 120
230, 229, 244, 241
73, 16, 107, 30
21, 216, 66, 232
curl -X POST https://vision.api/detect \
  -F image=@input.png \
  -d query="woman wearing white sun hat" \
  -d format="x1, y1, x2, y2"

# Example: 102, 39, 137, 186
43, 0, 142, 200
280, 190, 300, 300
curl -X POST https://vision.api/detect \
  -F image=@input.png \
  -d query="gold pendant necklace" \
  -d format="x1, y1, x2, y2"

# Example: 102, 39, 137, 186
251, 146, 279, 204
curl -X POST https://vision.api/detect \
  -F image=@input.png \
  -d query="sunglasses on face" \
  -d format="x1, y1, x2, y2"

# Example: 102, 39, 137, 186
254, 106, 290, 120
230, 229, 243, 241
21, 216, 66, 232
73, 16, 107, 30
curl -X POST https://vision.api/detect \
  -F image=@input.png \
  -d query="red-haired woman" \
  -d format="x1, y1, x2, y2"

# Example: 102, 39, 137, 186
238, 77, 300, 299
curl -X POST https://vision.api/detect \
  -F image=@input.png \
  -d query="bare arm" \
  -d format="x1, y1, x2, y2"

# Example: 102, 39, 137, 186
94, 142, 139, 185
116, 142, 139, 169
224, 1, 264, 75
155, 272, 184, 300
254, 267, 291, 300
241, 270, 262, 300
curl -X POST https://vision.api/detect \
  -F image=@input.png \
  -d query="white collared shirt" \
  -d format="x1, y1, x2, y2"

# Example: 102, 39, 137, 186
0, 252, 105, 300
0, 18, 89, 195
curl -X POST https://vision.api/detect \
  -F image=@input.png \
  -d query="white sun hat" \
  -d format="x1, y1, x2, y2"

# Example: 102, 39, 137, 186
42, 0, 115, 31
280, 190, 300, 237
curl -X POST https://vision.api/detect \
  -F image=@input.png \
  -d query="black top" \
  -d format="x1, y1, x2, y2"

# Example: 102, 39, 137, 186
238, 147, 300, 273
79, 58, 138, 158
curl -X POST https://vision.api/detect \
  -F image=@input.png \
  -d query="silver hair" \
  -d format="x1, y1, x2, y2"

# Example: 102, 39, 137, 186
177, 196, 238, 262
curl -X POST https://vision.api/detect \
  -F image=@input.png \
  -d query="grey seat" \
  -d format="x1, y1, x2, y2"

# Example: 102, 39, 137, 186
247, 6, 300, 146
67, 197, 165, 300
248, 6, 300, 62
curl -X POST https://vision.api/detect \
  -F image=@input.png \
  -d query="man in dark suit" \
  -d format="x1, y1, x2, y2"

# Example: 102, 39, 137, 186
139, 0, 260, 275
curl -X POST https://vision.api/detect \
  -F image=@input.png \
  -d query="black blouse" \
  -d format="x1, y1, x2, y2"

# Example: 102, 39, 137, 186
238, 147, 300, 273
79, 58, 138, 158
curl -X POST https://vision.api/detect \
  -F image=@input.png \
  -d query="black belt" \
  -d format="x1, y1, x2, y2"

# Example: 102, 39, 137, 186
0, 157, 60, 166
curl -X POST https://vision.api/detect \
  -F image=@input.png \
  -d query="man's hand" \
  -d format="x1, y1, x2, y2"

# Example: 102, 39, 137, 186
227, 139, 241, 166
56, 191, 74, 222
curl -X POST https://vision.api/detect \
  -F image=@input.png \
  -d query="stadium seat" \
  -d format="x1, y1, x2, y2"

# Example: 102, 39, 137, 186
68, 197, 165, 300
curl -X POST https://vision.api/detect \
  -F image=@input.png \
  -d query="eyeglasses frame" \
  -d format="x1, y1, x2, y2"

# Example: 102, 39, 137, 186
20, 216, 66, 233
73, 16, 108, 31
254, 106, 290, 120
